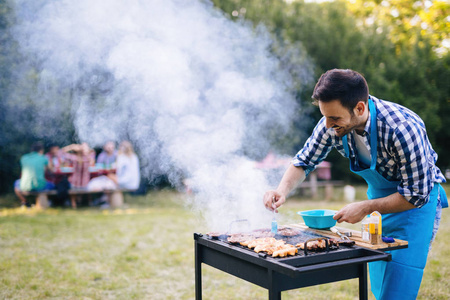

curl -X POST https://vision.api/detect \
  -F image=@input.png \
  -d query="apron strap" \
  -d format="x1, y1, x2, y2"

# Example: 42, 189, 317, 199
367, 98, 378, 170
438, 183, 448, 208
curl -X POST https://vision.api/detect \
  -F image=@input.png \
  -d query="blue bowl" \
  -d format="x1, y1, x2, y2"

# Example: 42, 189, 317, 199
297, 209, 337, 229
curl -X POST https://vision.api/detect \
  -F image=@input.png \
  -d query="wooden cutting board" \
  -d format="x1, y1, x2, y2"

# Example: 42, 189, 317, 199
288, 223, 408, 251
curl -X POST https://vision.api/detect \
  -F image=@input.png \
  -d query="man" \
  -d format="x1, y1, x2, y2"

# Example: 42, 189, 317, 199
263, 69, 447, 299
14, 142, 55, 206
96, 141, 117, 168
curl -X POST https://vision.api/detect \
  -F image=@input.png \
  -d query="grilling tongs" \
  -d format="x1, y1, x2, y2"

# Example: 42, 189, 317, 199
330, 227, 355, 246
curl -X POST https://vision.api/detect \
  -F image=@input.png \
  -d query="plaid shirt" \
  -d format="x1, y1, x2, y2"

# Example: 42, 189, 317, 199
293, 95, 446, 207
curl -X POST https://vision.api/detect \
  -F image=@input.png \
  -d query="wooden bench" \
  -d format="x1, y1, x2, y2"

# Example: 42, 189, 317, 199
21, 188, 136, 209
68, 189, 136, 208
20, 190, 57, 209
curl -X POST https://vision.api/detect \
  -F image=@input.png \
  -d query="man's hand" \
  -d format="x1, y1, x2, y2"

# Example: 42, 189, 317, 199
262, 164, 306, 213
333, 200, 370, 224
333, 193, 416, 224
263, 191, 285, 213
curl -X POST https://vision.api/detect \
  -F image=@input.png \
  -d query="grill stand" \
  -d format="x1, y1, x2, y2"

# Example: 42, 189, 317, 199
194, 233, 390, 300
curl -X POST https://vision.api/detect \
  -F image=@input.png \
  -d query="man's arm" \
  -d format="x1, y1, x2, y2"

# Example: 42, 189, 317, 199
333, 192, 416, 224
263, 164, 306, 212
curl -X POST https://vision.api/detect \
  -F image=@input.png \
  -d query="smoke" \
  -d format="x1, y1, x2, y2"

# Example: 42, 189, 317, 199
9, 0, 313, 230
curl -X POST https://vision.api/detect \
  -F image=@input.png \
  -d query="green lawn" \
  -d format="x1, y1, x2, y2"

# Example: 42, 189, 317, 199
0, 186, 448, 299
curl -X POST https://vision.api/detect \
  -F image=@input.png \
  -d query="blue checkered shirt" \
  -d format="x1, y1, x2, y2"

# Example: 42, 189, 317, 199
293, 95, 446, 207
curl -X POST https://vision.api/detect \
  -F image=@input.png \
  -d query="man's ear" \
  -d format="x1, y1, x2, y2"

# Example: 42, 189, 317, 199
354, 101, 366, 116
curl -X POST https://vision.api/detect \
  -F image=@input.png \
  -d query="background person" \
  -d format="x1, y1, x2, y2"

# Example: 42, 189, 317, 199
107, 141, 140, 190
96, 141, 117, 169
44, 144, 66, 185
45, 144, 62, 171
61, 143, 96, 188
61, 142, 96, 208
263, 69, 447, 300
14, 142, 55, 207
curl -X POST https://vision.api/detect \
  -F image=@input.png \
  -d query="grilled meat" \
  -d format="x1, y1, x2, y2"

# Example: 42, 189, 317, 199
239, 237, 298, 257
276, 226, 303, 237
296, 238, 339, 250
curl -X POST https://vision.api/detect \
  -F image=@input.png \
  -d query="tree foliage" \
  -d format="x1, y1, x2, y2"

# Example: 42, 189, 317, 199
348, 0, 449, 55
211, 0, 450, 180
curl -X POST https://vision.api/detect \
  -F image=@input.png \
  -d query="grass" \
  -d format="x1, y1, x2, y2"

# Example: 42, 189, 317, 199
0, 186, 449, 299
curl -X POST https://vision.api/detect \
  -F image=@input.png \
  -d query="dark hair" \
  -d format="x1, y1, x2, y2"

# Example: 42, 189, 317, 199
312, 69, 369, 112
47, 143, 59, 149
31, 142, 44, 152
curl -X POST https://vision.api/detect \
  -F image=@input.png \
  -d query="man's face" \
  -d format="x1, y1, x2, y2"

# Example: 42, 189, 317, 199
50, 146, 60, 155
104, 142, 115, 154
318, 100, 362, 137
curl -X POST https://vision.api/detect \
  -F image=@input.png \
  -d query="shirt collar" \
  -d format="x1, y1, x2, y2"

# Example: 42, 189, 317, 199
361, 111, 371, 136
360, 96, 376, 137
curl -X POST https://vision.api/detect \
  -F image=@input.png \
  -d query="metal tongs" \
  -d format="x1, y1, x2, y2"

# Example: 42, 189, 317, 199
330, 227, 355, 246
330, 227, 351, 241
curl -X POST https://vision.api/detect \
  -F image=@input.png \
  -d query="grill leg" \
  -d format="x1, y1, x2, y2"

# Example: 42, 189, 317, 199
268, 289, 281, 300
268, 270, 281, 300
195, 242, 202, 300
359, 263, 368, 300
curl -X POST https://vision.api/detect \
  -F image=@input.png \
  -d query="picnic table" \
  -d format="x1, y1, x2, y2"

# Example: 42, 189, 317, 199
48, 165, 115, 178
24, 166, 124, 209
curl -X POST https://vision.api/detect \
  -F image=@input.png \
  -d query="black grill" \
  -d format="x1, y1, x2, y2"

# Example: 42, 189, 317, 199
194, 232, 392, 300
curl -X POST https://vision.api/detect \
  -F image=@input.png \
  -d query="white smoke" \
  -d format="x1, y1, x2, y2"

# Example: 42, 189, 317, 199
10, 0, 313, 230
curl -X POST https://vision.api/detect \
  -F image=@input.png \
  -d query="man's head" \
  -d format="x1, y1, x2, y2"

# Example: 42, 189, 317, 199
31, 142, 44, 153
312, 69, 369, 111
312, 69, 370, 137
103, 141, 115, 154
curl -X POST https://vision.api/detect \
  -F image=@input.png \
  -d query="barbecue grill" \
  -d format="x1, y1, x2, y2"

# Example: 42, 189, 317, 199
194, 230, 393, 300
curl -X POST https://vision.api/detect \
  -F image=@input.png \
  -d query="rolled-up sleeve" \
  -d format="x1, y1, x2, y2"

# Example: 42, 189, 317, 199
393, 121, 433, 207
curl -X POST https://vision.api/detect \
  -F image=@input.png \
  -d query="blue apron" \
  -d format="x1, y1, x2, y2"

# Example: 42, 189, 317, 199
342, 99, 447, 300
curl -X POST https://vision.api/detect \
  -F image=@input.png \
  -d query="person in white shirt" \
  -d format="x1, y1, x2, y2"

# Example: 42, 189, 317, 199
107, 141, 140, 190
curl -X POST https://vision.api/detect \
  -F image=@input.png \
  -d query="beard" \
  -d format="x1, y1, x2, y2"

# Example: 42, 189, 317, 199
332, 114, 359, 137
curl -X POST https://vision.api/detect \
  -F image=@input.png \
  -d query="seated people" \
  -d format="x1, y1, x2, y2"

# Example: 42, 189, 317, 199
96, 141, 117, 168
87, 141, 140, 202
14, 142, 55, 207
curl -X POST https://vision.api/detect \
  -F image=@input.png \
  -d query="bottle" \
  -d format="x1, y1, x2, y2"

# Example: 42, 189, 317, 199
369, 211, 382, 245
368, 217, 378, 244
361, 218, 370, 242
271, 219, 278, 234
371, 212, 382, 235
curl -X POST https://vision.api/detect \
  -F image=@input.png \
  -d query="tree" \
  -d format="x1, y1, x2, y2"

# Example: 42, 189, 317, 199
348, 0, 449, 55
211, 0, 450, 175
